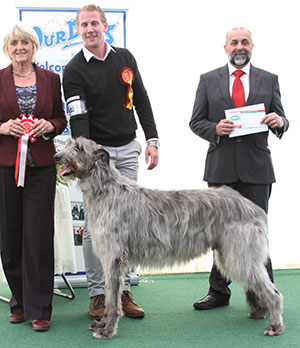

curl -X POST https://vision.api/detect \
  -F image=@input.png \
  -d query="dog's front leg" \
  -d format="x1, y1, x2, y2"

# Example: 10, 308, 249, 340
93, 257, 125, 339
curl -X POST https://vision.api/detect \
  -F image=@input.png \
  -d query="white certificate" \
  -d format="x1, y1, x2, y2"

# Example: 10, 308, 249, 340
225, 103, 268, 138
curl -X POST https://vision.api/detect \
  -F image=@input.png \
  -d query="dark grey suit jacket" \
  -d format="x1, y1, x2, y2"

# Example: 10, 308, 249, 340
190, 64, 289, 184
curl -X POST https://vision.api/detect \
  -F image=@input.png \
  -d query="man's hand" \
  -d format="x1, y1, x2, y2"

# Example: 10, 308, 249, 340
216, 119, 235, 136
261, 112, 284, 129
145, 145, 159, 170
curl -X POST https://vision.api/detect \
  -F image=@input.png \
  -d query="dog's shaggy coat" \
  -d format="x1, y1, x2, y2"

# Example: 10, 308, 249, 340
55, 137, 284, 339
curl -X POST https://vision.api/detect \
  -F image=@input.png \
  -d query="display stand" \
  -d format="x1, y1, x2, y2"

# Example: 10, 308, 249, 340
53, 273, 76, 299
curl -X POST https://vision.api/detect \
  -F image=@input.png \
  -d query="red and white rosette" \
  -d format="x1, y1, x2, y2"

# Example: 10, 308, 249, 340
119, 67, 134, 110
15, 114, 37, 187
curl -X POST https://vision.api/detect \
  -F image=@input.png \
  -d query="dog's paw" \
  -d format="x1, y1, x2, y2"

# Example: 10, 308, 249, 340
264, 324, 285, 336
93, 332, 112, 340
93, 329, 112, 340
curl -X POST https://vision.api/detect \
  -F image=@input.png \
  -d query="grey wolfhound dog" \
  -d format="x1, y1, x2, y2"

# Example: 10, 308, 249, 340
54, 137, 284, 339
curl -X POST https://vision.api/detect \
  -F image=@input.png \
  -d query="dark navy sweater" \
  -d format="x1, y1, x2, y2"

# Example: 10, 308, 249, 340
63, 47, 158, 146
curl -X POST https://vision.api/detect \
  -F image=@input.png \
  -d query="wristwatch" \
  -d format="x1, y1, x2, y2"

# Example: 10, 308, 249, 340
147, 139, 160, 149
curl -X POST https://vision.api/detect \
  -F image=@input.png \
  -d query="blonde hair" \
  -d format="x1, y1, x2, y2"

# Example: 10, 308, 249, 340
2, 24, 39, 63
76, 4, 107, 26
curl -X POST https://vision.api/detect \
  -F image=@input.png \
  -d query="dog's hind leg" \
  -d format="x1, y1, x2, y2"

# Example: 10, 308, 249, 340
245, 267, 284, 336
92, 257, 125, 339
261, 283, 284, 336
214, 227, 284, 336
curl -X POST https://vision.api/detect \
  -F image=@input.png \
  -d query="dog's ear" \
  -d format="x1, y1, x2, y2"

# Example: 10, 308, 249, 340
95, 148, 110, 164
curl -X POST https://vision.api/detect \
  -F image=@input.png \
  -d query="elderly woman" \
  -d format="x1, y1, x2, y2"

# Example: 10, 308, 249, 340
0, 24, 66, 332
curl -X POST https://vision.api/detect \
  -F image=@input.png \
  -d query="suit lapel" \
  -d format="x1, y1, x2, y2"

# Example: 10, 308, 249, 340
246, 65, 261, 106
218, 65, 235, 109
2, 65, 21, 116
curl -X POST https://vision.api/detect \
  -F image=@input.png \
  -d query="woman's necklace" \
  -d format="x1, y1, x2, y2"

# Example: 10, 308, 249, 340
12, 66, 34, 79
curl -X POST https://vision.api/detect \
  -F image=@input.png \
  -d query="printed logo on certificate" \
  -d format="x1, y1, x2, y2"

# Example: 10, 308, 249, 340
225, 103, 268, 138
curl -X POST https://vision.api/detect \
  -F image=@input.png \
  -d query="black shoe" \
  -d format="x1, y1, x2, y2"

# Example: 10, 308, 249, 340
193, 294, 229, 310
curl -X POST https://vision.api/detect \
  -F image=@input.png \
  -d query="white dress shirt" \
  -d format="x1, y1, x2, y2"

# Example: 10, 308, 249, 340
82, 42, 116, 62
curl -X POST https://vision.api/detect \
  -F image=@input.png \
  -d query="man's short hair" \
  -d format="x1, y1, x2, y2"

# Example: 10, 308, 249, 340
76, 4, 107, 27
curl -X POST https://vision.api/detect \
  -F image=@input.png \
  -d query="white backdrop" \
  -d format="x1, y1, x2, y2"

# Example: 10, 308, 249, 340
0, 0, 299, 271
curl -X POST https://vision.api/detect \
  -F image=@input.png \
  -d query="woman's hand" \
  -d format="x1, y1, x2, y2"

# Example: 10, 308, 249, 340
0, 119, 25, 137
31, 119, 54, 137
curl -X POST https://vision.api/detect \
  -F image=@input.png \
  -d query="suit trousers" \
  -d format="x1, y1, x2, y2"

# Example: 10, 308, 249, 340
207, 180, 273, 298
0, 165, 56, 320
83, 140, 142, 297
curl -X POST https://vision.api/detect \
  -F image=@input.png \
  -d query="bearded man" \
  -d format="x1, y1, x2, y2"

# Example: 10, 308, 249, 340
189, 27, 289, 310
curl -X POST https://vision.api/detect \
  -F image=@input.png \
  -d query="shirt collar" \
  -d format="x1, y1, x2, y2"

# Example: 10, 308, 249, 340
228, 62, 250, 76
82, 42, 116, 62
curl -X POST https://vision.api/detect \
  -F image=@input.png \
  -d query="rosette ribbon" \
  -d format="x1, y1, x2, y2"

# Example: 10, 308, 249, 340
119, 67, 134, 110
15, 114, 37, 187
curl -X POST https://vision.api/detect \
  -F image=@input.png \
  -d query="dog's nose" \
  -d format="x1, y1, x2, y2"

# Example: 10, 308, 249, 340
53, 153, 61, 162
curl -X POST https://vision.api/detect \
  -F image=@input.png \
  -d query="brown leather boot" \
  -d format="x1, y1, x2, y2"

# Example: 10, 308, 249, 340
121, 291, 145, 318
89, 294, 105, 320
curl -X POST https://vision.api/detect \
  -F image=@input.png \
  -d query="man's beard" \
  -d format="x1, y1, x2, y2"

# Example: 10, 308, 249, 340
230, 49, 251, 66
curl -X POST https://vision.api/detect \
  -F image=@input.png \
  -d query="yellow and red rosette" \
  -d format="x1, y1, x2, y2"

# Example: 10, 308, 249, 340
119, 67, 134, 110
15, 114, 37, 187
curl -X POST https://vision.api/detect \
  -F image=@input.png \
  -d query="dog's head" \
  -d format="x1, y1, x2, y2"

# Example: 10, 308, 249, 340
54, 137, 110, 180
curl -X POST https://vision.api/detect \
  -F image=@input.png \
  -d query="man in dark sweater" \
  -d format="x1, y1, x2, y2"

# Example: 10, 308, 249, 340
63, 4, 159, 320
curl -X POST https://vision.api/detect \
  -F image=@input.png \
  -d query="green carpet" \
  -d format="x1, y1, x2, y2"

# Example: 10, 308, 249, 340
0, 270, 299, 347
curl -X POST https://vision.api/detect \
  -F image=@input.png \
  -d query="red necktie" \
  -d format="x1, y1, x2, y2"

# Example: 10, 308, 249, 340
232, 70, 245, 108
